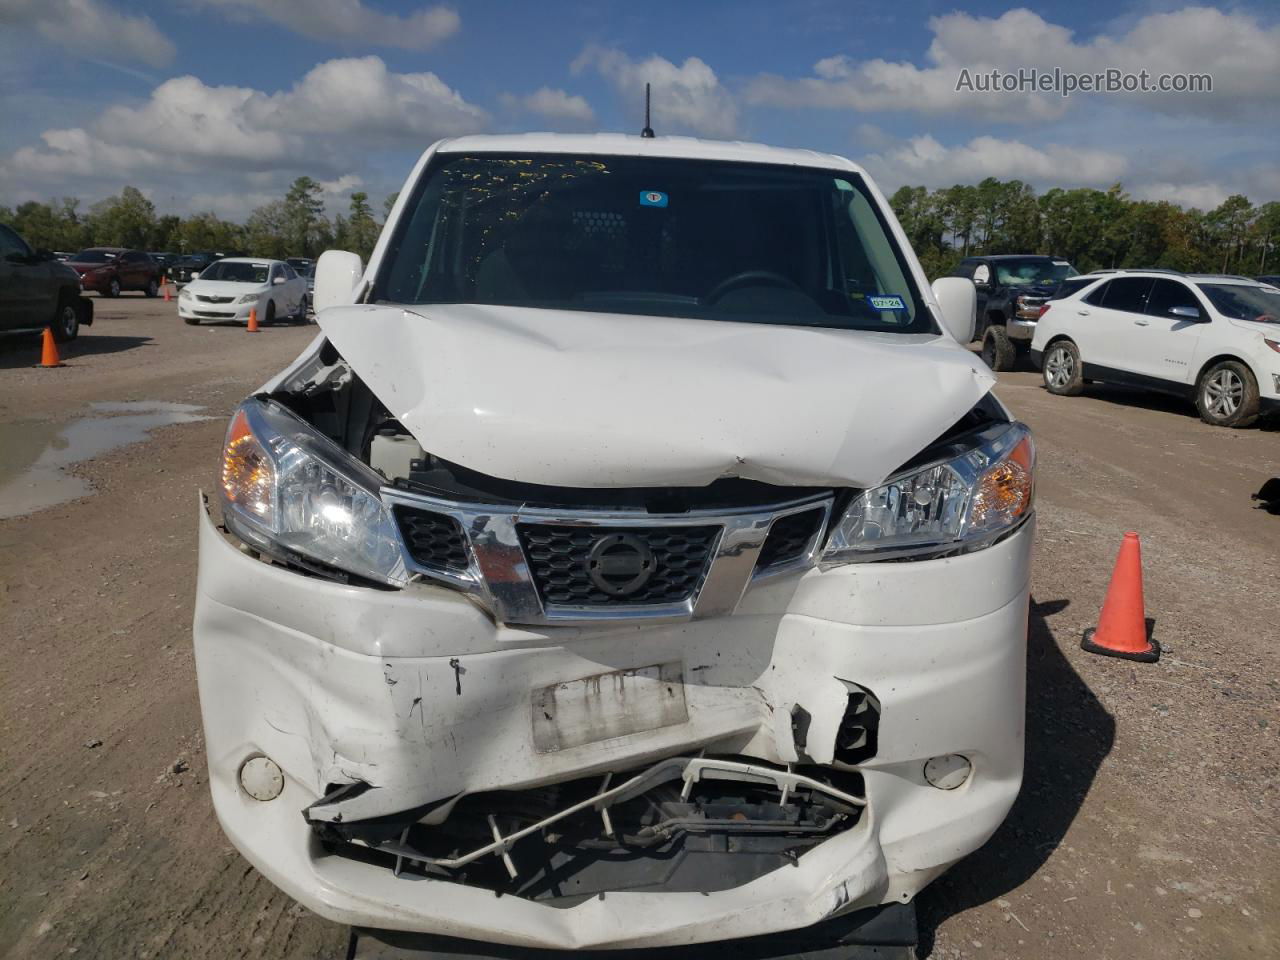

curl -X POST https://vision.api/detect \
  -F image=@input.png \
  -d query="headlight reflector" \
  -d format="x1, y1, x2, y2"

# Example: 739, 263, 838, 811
824, 423, 1034, 563
218, 400, 406, 585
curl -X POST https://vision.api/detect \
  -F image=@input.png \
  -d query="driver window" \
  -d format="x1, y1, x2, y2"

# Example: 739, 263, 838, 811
973, 264, 990, 285
0, 226, 29, 259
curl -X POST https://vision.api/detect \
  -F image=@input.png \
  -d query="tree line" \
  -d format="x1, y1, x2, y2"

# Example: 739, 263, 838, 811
5, 174, 1277, 281
0, 177, 399, 263
890, 179, 1280, 279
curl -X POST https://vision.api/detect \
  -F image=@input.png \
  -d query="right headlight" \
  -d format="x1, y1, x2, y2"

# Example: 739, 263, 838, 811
219, 398, 406, 586
823, 422, 1034, 564
237, 292, 261, 304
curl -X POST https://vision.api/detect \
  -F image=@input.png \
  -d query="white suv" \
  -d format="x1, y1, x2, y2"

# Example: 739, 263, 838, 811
195, 134, 1035, 953
1031, 270, 1280, 427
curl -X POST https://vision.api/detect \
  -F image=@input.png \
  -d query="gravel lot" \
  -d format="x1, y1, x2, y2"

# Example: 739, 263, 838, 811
1, 297, 1276, 959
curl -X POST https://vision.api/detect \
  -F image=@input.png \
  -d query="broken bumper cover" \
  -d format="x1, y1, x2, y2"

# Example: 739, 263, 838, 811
193, 503, 1032, 949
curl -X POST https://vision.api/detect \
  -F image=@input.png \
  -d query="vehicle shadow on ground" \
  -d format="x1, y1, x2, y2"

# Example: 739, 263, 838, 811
915, 596, 1115, 957
1081, 384, 1280, 432
0, 334, 154, 369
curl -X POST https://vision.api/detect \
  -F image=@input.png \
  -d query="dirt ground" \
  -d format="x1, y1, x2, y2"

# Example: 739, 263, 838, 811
1, 297, 1276, 959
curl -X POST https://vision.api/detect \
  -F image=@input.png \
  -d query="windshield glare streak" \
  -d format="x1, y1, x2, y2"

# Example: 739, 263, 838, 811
377, 153, 935, 334
200, 262, 269, 283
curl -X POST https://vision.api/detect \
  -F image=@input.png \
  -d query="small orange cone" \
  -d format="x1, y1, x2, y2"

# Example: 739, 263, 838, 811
38, 327, 64, 368
162, 277, 171, 302
247, 307, 259, 333
1081, 531, 1159, 662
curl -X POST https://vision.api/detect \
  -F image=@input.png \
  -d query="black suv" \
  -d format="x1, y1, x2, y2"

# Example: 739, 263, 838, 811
1, 223, 93, 341
950, 255, 1079, 369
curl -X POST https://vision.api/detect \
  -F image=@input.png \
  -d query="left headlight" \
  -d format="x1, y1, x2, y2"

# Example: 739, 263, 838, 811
219, 399, 407, 586
823, 422, 1034, 564
237, 292, 261, 304
178, 287, 192, 299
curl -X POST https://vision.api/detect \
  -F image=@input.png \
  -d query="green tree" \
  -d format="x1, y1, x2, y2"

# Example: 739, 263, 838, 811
282, 176, 327, 257
244, 201, 289, 259
383, 191, 399, 219
345, 191, 380, 261
87, 186, 156, 248
178, 212, 244, 252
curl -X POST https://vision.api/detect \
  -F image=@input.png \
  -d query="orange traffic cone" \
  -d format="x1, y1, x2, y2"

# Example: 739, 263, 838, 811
1081, 531, 1159, 662
247, 307, 259, 333
38, 327, 64, 368
162, 277, 171, 302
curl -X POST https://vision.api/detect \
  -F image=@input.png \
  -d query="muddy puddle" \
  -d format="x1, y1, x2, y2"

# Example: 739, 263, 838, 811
0, 402, 212, 519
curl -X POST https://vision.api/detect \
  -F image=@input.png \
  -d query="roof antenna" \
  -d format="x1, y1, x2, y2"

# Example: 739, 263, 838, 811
641, 82, 655, 138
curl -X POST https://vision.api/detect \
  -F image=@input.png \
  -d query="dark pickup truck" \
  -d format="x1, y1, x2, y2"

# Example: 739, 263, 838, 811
950, 255, 1079, 370
1, 223, 93, 341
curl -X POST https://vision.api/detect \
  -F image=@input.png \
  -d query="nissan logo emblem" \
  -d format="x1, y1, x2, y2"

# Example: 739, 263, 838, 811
586, 533, 655, 597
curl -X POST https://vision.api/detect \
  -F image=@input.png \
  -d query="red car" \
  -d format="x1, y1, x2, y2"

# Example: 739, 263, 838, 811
67, 247, 161, 298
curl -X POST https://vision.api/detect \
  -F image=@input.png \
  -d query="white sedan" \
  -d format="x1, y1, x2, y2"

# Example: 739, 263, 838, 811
178, 258, 309, 326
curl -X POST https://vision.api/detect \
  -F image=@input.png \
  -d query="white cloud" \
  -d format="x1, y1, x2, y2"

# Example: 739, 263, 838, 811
8, 56, 487, 180
747, 6, 1280, 122
501, 87, 595, 126
1131, 182, 1231, 212
194, 0, 459, 50
572, 46, 737, 138
861, 134, 1130, 191
0, 0, 174, 67
318, 174, 363, 196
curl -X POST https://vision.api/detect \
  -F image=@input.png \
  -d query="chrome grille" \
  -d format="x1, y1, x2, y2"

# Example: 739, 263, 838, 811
518, 523, 719, 606
382, 489, 833, 627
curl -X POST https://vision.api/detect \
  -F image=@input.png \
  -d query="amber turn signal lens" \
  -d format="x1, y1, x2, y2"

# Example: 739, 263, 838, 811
221, 409, 276, 524
970, 434, 1034, 531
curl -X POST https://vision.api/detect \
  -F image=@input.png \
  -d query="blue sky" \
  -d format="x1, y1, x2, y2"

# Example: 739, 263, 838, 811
1, 1, 1276, 220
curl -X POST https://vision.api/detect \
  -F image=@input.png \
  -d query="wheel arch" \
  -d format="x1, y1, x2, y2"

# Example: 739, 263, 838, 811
1194, 353, 1259, 388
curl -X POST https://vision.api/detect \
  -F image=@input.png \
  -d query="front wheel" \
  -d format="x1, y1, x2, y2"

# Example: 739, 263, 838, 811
1196, 360, 1259, 427
293, 295, 309, 323
981, 327, 1016, 371
263, 299, 276, 325
1043, 340, 1084, 396
107, 277, 121, 298
183, 316, 200, 326
51, 296, 80, 342
145, 277, 158, 298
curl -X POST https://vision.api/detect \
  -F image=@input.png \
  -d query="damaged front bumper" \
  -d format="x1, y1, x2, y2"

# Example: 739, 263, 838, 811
193, 501, 1032, 949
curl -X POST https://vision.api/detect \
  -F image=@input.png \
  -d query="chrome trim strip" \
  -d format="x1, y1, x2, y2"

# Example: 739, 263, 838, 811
382, 488, 833, 626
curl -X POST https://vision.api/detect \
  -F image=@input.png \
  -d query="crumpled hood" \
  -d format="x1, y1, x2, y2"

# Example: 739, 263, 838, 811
317, 303, 996, 489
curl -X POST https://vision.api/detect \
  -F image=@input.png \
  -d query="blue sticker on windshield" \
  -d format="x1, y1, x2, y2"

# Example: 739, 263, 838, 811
869, 295, 906, 311
639, 190, 668, 208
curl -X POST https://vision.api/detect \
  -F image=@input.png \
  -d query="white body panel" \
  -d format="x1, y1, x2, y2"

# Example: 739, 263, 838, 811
195, 502, 1032, 948
1032, 276, 1280, 405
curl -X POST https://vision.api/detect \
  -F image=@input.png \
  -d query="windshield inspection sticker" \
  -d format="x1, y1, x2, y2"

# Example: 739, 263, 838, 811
639, 190, 668, 208
869, 295, 907, 311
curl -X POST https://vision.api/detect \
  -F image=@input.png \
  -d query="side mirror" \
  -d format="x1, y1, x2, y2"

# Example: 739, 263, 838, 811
272, 276, 286, 285
314, 249, 364, 314
1169, 305, 1201, 320
931, 276, 977, 343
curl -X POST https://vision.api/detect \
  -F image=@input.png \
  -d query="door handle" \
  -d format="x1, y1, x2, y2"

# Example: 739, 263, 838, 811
1134, 320, 1150, 326
1076, 309, 1090, 316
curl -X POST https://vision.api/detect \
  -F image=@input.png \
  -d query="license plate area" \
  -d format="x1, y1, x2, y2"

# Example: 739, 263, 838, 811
532, 662, 687, 753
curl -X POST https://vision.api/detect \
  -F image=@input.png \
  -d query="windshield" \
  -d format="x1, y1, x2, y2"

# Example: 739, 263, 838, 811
199, 261, 269, 283
73, 250, 115, 263
994, 259, 1078, 286
1196, 283, 1280, 323
378, 153, 934, 333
